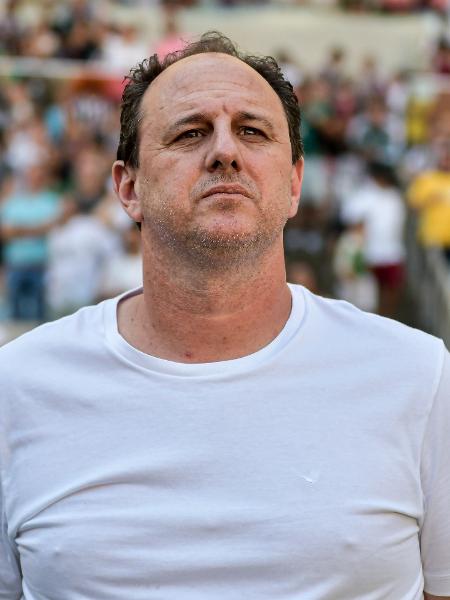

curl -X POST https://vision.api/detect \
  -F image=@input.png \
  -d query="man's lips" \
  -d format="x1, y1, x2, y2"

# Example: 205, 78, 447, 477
200, 185, 251, 199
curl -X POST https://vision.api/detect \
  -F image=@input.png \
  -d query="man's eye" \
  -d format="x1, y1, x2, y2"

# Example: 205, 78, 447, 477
240, 127, 264, 137
177, 130, 203, 140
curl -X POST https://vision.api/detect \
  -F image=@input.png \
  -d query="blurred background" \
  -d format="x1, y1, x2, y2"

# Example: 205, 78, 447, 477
0, 0, 449, 346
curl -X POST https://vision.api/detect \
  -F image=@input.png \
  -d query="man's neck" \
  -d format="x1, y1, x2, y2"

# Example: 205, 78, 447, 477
117, 245, 292, 364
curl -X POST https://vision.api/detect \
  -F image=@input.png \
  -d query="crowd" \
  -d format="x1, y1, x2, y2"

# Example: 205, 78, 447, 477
0, 0, 448, 59
283, 41, 450, 319
1, 0, 449, 25
0, 0, 189, 68
0, 0, 450, 325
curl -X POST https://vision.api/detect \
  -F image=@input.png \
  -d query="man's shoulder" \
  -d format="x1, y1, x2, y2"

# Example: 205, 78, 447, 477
297, 285, 444, 359
0, 299, 109, 370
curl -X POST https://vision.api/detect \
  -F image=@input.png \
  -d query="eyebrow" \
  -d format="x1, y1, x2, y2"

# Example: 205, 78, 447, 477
235, 111, 276, 135
163, 112, 209, 140
164, 110, 276, 140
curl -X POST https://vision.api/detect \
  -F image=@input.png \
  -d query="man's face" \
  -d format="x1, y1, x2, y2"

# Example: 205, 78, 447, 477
119, 53, 303, 267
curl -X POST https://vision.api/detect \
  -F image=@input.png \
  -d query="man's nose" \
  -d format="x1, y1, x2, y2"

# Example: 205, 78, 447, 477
205, 127, 242, 173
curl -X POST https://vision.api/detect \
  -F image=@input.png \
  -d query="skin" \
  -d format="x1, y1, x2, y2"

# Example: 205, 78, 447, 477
113, 52, 303, 363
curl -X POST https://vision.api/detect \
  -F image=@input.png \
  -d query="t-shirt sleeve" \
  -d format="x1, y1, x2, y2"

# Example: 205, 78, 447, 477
420, 343, 450, 597
0, 478, 22, 598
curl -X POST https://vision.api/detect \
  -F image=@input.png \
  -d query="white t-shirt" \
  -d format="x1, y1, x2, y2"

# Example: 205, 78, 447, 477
342, 181, 406, 266
1, 285, 449, 600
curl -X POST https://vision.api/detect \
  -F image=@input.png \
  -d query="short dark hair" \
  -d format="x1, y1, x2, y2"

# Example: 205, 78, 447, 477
117, 31, 303, 168
367, 161, 398, 187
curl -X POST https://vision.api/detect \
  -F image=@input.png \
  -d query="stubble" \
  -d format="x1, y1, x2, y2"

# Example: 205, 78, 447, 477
140, 175, 292, 271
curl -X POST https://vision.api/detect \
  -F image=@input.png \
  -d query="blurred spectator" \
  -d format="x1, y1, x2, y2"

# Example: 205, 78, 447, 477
47, 200, 119, 317
44, 84, 71, 144
58, 79, 118, 157
101, 24, 150, 73
3, 81, 35, 129
23, 19, 61, 58
333, 221, 378, 312
276, 49, 304, 89
333, 78, 358, 125
286, 259, 320, 294
432, 36, 450, 75
284, 204, 333, 293
0, 0, 23, 56
99, 224, 142, 299
4, 116, 54, 175
0, 163, 66, 321
306, 78, 347, 156
57, 19, 101, 60
331, 151, 366, 210
357, 55, 386, 103
428, 91, 450, 146
68, 142, 111, 211
320, 46, 347, 90
347, 96, 404, 164
407, 140, 450, 261
341, 162, 406, 317
299, 79, 334, 205
154, 12, 189, 59
50, 0, 101, 60
51, 0, 97, 34
385, 70, 410, 119
96, 188, 135, 233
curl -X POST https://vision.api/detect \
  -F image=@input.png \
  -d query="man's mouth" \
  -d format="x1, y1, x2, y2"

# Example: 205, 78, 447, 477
201, 185, 251, 199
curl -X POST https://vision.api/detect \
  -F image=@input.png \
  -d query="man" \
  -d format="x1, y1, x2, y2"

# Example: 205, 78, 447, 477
407, 140, 450, 261
341, 162, 406, 318
0, 32, 449, 599
0, 162, 64, 321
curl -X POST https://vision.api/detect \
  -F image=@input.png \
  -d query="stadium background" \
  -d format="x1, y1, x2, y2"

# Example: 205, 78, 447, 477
0, 0, 449, 346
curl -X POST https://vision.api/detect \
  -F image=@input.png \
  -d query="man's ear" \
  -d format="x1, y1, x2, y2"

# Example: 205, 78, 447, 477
288, 157, 304, 218
112, 160, 142, 223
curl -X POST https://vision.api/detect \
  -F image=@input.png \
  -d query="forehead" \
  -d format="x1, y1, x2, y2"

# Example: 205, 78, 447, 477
140, 53, 287, 129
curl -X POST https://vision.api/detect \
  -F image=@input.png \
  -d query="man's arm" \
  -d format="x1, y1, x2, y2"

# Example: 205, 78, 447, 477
0, 197, 76, 241
420, 347, 450, 600
0, 480, 22, 598
0, 221, 55, 240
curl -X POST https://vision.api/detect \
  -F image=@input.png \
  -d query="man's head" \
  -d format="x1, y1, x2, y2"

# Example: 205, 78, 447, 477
113, 32, 304, 269
117, 31, 303, 169
368, 161, 398, 188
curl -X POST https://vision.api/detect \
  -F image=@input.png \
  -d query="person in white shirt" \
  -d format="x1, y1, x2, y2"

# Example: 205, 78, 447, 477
0, 31, 449, 600
342, 161, 406, 317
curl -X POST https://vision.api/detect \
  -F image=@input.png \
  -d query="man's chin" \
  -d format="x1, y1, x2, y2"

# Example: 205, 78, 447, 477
179, 226, 280, 269
149, 215, 286, 269
191, 232, 257, 249
186, 224, 267, 250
